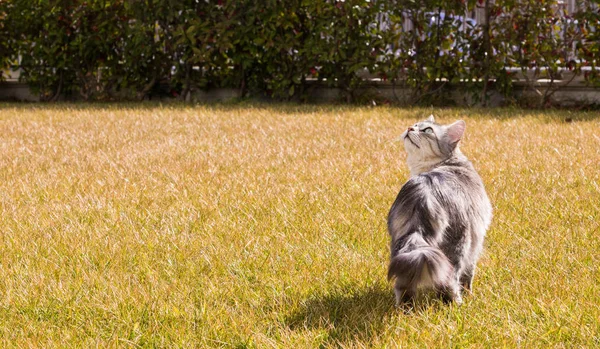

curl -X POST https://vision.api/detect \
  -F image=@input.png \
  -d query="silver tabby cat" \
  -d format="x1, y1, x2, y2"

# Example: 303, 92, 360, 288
387, 115, 492, 305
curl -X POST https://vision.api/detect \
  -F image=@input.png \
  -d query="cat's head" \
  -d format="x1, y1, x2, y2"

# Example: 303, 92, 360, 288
400, 115, 466, 174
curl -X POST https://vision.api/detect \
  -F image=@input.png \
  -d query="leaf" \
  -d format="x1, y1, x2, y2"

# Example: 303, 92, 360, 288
192, 47, 203, 57
186, 25, 197, 37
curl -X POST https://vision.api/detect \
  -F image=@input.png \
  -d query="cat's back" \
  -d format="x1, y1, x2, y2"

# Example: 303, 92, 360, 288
434, 157, 493, 227
434, 157, 490, 202
388, 157, 492, 237
394, 158, 485, 206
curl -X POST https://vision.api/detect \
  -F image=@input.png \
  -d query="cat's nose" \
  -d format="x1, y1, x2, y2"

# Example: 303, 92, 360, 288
408, 126, 415, 132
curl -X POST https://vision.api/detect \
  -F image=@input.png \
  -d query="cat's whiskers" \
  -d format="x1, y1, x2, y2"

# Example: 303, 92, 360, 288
408, 132, 421, 149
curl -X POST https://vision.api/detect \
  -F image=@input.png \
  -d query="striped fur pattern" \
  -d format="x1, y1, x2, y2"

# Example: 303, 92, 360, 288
388, 115, 492, 305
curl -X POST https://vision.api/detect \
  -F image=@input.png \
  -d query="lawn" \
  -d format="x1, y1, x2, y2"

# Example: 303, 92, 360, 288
0, 103, 599, 347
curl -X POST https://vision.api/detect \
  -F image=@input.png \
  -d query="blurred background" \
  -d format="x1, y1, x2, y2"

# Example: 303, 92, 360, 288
0, 0, 598, 106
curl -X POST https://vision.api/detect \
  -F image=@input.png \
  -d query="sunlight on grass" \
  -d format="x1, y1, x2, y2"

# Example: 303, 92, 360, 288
0, 103, 599, 347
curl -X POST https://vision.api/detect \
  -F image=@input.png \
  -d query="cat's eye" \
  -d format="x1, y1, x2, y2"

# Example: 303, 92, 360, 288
422, 127, 434, 134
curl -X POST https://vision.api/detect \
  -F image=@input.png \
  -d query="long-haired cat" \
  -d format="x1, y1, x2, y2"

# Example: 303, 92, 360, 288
387, 115, 492, 305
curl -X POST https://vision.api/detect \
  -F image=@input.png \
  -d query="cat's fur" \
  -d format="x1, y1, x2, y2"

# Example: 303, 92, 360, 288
387, 115, 492, 305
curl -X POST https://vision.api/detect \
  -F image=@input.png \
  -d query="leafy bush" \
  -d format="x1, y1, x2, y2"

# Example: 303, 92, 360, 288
380, 0, 477, 104
577, 0, 600, 87
0, 0, 598, 104
493, 0, 585, 106
0, 1, 11, 81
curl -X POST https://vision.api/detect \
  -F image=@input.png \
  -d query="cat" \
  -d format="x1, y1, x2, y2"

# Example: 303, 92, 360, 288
387, 115, 492, 305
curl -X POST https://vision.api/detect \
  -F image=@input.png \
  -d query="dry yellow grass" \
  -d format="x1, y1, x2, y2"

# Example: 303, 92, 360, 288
0, 103, 599, 347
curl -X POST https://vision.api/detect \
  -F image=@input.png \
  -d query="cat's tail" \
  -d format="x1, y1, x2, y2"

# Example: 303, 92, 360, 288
387, 238, 453, 291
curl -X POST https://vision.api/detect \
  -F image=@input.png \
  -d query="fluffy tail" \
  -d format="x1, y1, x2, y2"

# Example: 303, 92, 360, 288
387, 245, 453, 290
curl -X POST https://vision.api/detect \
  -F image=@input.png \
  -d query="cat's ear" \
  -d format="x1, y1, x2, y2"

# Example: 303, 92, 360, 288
426, 114, 435, 123
446, 120, 466, 145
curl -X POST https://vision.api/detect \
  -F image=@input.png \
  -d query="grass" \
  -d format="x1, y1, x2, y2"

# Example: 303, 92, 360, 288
0, 103, 599, 347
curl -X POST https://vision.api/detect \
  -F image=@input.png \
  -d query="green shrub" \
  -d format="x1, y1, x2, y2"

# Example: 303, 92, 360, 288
577, 0, 600, 87
0, 0, 597, 103
0, 1, 11, 81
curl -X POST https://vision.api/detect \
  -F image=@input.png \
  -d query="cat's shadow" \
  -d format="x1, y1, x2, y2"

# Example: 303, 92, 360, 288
284, 283, 398, 345
285, 282, 454, 345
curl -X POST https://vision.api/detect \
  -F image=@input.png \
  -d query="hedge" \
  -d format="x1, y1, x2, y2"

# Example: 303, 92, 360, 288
0, 0, 599, 105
